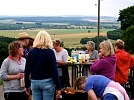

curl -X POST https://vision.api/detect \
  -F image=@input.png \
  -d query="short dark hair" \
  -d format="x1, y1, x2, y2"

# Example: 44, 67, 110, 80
8, 40, 22, 57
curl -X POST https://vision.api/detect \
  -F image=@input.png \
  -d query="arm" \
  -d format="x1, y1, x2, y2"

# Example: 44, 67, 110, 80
57, 50, 68, 66
87, 89, 98, 100
24, 53, 31, 95
50, 51, 61, 90
57, 60, 67, 66
24, 53, 31, 88
7, 73, 24, 80
0, 59, 23, 81
90, 59, 104, 73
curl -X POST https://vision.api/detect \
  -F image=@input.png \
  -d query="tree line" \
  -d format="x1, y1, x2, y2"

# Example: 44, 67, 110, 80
107, 29, 122, 40
0, 23, 119, 30
118, 6, 134, 54
0, 36, 16, 66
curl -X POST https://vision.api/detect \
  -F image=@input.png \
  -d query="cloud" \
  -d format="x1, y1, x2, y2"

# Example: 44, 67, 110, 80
0, 0, 133, 16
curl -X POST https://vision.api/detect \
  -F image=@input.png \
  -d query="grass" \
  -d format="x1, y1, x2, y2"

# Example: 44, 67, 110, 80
0, 29, 111, 48
47, 29, 114, 34
0, 29, 113, 36
42, 23, 69, 25
101, 24, 120, 27
0, 30, 38, 38
51, 32, 107, 48
0, 79, 3, 85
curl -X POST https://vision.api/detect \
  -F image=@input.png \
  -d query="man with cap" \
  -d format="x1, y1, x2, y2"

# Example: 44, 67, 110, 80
18, 32, 34, 58
18, 32, 33, 100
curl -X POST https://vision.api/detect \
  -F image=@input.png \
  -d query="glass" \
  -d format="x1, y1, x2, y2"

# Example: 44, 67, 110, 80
85, 54, 90, 62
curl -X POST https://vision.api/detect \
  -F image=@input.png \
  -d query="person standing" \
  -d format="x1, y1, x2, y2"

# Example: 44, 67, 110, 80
0, 41, 28, 100
18, 32, 34, 100
24, 31, 61, 100
52, 38, 70, 88
18, 32, 33, 58
114, 39, 134, 85
90, 40, 116, 80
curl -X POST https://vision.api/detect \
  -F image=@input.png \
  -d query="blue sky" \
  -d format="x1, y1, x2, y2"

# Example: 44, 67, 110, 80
0, 0, 133, 17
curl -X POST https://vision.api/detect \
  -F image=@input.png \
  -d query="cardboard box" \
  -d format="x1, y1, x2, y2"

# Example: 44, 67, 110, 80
58, 87, 88, 100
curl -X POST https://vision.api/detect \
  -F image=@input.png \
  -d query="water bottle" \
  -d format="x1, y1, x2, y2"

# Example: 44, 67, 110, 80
71, 49, 75, 59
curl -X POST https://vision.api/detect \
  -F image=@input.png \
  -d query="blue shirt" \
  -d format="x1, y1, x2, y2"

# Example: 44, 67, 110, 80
24, 48, 61, 90
85, 75, 111, 98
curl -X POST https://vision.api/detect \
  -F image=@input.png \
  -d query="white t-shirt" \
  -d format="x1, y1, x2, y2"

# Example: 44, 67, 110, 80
53, 49, 68, 76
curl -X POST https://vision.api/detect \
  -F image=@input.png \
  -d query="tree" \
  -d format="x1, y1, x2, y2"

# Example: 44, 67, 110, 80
80, 37, 92, 44
118, 6, 134, 30
107, 29, 122, 40
0, 42, 8, 66
80, 36, 107, 50
0, 36, 16, 43
0, 36, 16, 66
121, 25, 134, 53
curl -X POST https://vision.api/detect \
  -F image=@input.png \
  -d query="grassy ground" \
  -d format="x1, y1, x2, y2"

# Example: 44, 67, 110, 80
51, 32, 107, 48
0, 29, 112, 36
0, 29, 111, 48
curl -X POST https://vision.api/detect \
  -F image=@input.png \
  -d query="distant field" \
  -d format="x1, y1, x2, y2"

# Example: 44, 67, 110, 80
51, 32, 107, 48
0, 29, 112, 36
101, 24, 120, 27
0, 29, 111, 48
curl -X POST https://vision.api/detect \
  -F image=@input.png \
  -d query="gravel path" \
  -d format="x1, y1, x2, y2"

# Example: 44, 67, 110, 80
0, 85, 4, 100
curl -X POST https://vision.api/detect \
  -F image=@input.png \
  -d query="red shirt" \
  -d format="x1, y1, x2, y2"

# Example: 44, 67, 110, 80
114, 49, 134, 85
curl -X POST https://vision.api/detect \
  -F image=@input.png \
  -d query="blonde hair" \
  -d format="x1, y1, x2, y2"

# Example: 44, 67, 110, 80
99, 40, 114, 56
33, 31, 53, 49
114, 39, 124, 49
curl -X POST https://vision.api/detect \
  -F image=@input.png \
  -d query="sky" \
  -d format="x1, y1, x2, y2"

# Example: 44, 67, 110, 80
0, 0, 133, 17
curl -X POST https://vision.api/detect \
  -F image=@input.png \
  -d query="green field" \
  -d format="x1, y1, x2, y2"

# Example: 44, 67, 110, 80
0, 29, 113, 48
0, 29, 113, 36
100, 24, 120, 27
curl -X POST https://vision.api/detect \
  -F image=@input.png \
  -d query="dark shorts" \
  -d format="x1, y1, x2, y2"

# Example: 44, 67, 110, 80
4, 91, 29, 100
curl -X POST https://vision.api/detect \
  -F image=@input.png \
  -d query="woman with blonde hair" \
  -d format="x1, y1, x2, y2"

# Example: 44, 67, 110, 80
90, 40, 116, 80
24, 31, 61, 100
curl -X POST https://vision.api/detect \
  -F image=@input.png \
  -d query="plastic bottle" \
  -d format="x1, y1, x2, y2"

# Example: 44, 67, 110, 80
71, 49, 75, 59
